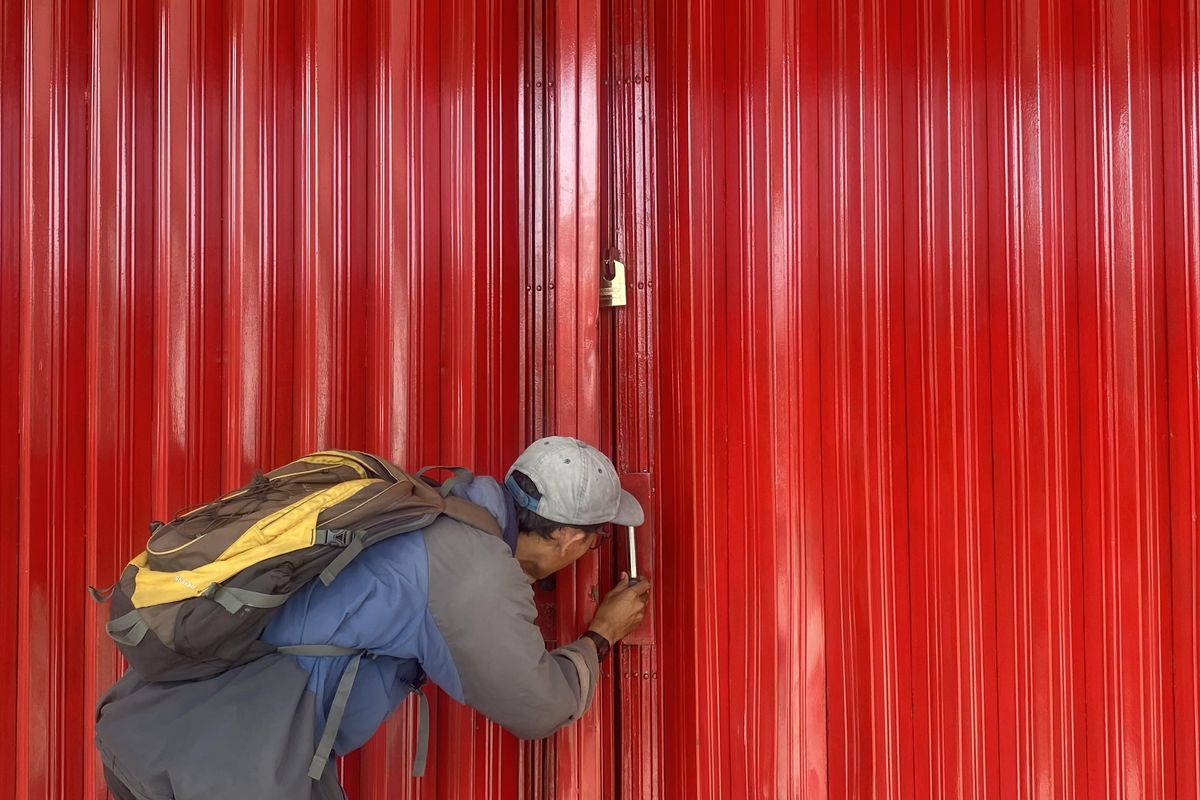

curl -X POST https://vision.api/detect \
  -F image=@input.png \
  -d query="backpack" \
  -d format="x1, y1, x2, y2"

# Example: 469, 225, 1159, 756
90, 449, 500, 778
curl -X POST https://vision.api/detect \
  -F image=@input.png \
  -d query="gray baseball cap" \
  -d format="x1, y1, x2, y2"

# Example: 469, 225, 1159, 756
505, 436, 645, 527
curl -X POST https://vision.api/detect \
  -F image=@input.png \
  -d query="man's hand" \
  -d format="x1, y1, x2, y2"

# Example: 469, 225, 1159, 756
587, 573, 651, 644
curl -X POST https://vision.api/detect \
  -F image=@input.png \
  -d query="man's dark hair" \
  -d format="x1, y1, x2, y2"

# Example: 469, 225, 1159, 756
511, 471, 606, 540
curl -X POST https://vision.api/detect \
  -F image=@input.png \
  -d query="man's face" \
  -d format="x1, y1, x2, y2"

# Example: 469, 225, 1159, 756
542, 527, 597, 575
540, 525, 604, 575
516, 525, 611, 581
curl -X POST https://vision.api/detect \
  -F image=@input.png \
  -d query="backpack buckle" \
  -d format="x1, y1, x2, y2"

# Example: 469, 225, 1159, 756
316, 528, 353, 547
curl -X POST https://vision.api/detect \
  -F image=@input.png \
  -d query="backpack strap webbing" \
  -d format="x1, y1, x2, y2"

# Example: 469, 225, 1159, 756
442, 496, 502, 538
412, 688, 430, 777
106, 609, 149, 646
277, 645, 430, 780
416, 465, 475, 498
277, 644, 363, 781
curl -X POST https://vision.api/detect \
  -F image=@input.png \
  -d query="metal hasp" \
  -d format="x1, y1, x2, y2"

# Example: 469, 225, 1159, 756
626, 525, 638, 580
617, 474, 654, 647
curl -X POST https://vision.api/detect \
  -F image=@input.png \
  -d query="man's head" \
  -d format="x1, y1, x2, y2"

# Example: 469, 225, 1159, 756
505, 437, 644, 580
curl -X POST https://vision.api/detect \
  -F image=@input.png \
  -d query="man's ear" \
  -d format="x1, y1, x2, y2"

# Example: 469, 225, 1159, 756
555, 527, 587, 554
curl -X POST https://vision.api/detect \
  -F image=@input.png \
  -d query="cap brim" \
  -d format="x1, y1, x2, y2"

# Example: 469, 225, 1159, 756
611, 490, 645, 526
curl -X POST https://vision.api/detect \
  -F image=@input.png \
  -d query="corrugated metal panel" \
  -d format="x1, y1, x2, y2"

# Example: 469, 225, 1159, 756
1074, 2, 1176, 796
816, 1, 913, 796
638, 0, 1196, 797
5, 1, 563, 797
0, 5, 21, 797
546, 0, 609, 797
986, 1, 1086, 796
1163, 2, 1200, 795
4, 0, 1200, 798
604, 3, 670, 800
13, 3, 94, 799
644, 1, 829, 797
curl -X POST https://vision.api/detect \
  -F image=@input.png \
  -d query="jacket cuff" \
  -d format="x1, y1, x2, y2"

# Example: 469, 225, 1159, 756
552, 638, 601, 720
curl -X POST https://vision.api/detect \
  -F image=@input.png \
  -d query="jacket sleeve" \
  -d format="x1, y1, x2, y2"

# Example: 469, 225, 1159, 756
421, 521, 600, 740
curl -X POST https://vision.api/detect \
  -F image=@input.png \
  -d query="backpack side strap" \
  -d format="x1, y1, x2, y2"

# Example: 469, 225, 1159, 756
106, 609, 149, 647
277, 644, 363, 781
205, 585, 291, 614
277, 645, 430, 781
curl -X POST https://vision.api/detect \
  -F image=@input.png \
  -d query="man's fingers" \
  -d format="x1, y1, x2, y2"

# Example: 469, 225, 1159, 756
630, 580, 651, 596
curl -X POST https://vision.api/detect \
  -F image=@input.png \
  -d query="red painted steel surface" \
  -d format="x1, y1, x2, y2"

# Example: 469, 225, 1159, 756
1074, 4, 1176, 797
985, 2, 1086, 797
4, 0, 1200, 798
1164, 2, 1200, 795
3, 1, 574, 797
629, 0, 1198, 797
646, 3, 827, 797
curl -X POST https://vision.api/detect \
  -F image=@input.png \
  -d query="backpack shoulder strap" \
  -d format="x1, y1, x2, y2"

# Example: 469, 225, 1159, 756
442, 495, 502, 538
415, 464, 503, 536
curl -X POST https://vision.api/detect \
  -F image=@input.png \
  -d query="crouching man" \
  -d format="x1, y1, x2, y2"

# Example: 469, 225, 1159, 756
96, 437, 650, 799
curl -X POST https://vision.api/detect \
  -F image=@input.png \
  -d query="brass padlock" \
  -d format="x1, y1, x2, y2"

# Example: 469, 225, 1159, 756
600, 258, 628, 308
